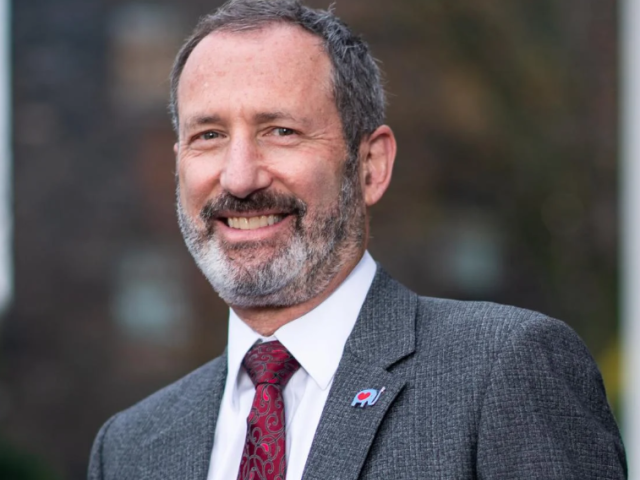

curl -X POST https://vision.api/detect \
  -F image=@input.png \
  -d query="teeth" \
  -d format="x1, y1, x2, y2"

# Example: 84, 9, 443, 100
227, 215, 283, 230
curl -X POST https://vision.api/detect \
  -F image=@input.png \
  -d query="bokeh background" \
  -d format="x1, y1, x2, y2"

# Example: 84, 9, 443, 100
0, 0, 623, 478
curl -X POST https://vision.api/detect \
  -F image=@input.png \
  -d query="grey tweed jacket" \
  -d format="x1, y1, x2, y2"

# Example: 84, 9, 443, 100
89, 269, 627, 479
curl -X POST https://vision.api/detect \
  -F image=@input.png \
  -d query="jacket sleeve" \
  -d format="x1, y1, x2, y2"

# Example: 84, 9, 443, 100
88, 414, 119, 480
476, 315, 627, 479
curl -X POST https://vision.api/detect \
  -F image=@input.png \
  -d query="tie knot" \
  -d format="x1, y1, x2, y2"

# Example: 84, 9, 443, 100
243, 340, 300, 388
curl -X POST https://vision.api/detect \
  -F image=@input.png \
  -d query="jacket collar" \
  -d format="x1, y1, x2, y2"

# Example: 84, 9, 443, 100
302, 267, 418, 480
345, 266, 417, 368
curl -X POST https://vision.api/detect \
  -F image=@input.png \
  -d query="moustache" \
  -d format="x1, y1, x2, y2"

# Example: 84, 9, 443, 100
200, 190, 307, 224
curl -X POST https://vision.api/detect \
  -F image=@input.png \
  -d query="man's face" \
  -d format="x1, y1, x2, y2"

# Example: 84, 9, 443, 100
175, 24, 366, 308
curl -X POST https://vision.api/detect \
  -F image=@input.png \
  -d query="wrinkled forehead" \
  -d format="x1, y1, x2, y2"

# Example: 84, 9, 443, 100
177, 23, 336, 115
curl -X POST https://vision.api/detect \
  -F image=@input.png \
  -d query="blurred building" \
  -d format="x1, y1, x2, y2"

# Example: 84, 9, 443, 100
0, 0, 620, 478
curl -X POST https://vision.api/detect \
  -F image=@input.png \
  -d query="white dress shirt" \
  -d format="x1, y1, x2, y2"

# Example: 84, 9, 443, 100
207, 251, 377, 480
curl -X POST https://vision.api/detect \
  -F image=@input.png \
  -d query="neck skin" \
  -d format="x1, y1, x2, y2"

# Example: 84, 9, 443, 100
230, 246, 366, 336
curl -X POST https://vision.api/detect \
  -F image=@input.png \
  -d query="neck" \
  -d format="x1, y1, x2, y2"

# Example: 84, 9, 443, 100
231, 250, 365, 336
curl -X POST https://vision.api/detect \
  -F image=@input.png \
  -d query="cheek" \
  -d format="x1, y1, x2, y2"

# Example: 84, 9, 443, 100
282, 161, 343, 206
272, 142, 347, 198
178, 155, 221, 214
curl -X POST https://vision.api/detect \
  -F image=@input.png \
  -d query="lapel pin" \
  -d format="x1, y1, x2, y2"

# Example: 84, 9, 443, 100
351, 387, 386, 407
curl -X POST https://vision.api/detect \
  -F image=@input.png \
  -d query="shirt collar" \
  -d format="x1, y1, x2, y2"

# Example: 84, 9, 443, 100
225, 251, 377, 400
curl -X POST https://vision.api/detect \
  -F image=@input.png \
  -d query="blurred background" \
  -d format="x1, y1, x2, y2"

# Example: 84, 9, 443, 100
0, 0, 629, 478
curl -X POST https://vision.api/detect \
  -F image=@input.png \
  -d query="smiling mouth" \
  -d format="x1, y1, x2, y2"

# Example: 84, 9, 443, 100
225, 214, 286, 230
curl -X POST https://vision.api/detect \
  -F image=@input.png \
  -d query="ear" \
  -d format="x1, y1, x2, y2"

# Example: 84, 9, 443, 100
360, 125, 396, 207
173, 142, 179, 155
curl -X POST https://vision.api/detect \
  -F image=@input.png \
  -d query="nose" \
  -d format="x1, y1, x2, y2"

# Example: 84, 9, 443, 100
219, 135, 271, 199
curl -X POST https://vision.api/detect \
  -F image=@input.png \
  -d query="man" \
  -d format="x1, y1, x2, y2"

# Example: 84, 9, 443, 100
89, 0, 626, 478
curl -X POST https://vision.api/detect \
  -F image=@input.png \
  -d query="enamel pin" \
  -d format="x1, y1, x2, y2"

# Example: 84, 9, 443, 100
351, 387, 386, 407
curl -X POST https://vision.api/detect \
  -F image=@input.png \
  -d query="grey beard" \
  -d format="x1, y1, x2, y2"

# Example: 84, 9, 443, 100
176, 159, 365, 308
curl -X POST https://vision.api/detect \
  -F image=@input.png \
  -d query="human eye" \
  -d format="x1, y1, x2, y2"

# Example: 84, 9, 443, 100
272, 127, 297, 137
199, 131, 220, 140
184, 129, 225, 151
188, 130, 223, 147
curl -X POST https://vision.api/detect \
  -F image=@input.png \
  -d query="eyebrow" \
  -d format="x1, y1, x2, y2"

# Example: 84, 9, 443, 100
182, 114, 223, 133
254, 111, 302, 124
181, 111, 310, 134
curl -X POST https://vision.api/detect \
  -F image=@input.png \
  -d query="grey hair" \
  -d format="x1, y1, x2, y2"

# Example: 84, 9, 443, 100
169, 0, 386, 157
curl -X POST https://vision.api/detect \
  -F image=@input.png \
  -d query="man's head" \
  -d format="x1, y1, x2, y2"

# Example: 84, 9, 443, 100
170, 0, 385, 159
172, 0, 396, 311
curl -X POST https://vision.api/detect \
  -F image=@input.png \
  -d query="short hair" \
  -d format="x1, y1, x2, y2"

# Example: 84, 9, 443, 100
169, 0, 386, 157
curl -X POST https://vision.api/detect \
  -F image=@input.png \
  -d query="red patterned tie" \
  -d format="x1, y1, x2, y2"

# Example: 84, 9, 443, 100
237, 341, 300, 480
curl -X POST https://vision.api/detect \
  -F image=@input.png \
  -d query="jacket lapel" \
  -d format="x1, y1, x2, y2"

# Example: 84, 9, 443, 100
136, 354, 228, 480
302, 268, 417, 480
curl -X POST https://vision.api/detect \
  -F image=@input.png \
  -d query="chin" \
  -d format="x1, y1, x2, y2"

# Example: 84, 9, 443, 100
196, 233, 361, 309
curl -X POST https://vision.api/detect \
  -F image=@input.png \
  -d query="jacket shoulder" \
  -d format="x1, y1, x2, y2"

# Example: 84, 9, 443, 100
390, 290, 625, 477
121, 354, 223, 420
92, 354, 226, 456
414, 295, 588, 357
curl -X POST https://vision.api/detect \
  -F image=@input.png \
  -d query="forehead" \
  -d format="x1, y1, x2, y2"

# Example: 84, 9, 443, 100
177, 24, 335, 120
